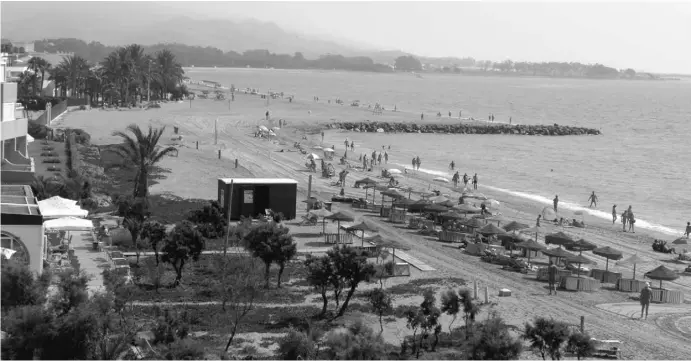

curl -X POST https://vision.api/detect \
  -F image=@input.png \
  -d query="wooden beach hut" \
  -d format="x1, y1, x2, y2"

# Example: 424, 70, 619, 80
218, 178, 298, 220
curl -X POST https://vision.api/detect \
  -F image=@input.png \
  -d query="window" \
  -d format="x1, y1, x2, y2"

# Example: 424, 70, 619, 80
0, 231, 30, 266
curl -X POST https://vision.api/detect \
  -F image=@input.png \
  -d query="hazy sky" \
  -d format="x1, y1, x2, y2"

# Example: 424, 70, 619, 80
3, 1, 691, 73
168, 1, 691, 73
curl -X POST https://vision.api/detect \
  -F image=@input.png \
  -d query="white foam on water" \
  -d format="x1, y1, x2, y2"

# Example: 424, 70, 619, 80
393, 163, 681, 237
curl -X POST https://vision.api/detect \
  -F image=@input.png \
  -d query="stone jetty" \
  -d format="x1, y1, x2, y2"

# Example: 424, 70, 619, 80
328, 121, 601, 136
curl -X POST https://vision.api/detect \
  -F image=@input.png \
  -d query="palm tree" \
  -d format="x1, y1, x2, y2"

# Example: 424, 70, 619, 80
49, 63, 68, 97
154, 49, 184, 100
27, 57, 50, 96
111, 124, 177, 199
58, 55, 89, 98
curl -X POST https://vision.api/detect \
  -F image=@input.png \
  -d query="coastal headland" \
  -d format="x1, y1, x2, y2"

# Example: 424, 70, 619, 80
51, 84, 690, 359
329, 121, 601, 135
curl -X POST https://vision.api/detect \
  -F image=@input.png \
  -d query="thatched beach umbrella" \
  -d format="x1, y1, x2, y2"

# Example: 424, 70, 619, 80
309, 208, 333, 234
453, 204, 481, 217
515, 239, 546, 263
545, 231, 575, 246
567, 238, 597, 255
423, 203, 449, 213
439, 211, 466, 221
644, 265, 679, 289
464, 218, 486, 229
498, 231, 529, 256
592, 246, 623, 271
542, 247, 577, 264
429, 195, 449, 203
380, 189, 406, 207
569, 253, 596, 278
478, 223, 507, 236
392, 197, 414, 211
356, 177, 378, 202
347, 221, 379, 247
438, 200, 456, 208
366, 235, 410, 261
325, 212, 354, 236
503, 221, 529, 232
616, 253, 647, 279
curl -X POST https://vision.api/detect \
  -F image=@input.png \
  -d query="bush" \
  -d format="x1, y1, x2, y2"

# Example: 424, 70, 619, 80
48, 166, 62, 172
163, 339, 205, 360
41, 152, 57, 157
42, 158, 61, 164
67, 128, 91, 145
28, 120, 50, 139
277, 328, 318, 360
18, 96, 62, 111
78, 105, 86, 110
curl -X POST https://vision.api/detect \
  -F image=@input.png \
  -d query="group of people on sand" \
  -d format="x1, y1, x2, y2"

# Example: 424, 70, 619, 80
451, 171, 478, 189
411, 156, 422, 170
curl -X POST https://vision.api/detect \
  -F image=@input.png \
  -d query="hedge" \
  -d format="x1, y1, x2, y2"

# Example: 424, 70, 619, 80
18, 96, 64, 111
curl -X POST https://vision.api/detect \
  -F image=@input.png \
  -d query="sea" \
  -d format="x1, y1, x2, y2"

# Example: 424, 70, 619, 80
185, 68, 691, 238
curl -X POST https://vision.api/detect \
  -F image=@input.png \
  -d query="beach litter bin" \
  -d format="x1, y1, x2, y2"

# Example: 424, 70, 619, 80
499, 288, 512, 297
324, 202, 333, 212
92, 241, 99, 251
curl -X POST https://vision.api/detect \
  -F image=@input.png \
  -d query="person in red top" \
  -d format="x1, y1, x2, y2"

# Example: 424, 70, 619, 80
640, 282, 652, 319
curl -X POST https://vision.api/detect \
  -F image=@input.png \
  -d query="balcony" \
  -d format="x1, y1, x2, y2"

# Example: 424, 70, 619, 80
1, 115, 27, 141
1, 157, 35, 185
1, 82, 18, 102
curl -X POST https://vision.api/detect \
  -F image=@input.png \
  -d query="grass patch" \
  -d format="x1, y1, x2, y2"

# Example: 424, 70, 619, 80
122, 256, 310, 304
387, 277, 466, 296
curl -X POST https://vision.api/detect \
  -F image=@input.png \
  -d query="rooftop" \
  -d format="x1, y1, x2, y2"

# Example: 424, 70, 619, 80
0, 185, 41, 216
219, 178, 298, 185
0, 204, 40, 215
1, 185, 33, 197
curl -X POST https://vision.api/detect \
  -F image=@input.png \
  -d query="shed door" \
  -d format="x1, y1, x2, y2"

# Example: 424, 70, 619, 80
254, 186, 271, 216
240, 187, 254, 218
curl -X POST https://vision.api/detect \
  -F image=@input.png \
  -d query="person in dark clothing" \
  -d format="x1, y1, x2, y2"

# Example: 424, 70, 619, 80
612, 205, 617, 224
421, 113, 424, 121
553, 195, 559, 213
685, 222, 691, 238
472, 173, 478, 190
640, 282, 651, 319
416, 156, 421, 170
536, 214, 542, 227
548, 260, 558, 295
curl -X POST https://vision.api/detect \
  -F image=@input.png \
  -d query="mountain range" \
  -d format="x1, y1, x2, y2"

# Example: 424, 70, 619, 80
0, 2, 409, 64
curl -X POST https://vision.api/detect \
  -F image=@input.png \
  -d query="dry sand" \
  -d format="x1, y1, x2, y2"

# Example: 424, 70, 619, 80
55, 91, 691, 359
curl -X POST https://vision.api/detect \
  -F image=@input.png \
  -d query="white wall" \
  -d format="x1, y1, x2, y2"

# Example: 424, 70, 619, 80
1, 224, 45, 275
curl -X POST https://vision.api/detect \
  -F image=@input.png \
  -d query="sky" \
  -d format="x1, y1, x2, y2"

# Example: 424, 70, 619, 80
165, 1, 691, 74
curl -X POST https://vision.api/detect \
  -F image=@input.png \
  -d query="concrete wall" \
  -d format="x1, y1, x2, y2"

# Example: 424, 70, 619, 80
1, 225, 45, 275
1, 116, 28, 141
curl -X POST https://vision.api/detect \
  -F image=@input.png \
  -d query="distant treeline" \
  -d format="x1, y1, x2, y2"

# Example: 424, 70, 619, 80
30, 38, 655, 79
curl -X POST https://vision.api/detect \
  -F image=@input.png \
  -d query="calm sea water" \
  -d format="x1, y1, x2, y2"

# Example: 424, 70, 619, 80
186, 68, 691, 237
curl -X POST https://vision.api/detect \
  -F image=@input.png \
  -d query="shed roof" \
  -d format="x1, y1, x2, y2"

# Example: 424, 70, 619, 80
1, 185, 33, 197
219, 178, 298, 185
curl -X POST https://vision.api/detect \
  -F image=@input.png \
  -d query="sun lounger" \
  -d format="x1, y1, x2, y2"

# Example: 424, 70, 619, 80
591, 339, 621, 359
299, 215, 318, 226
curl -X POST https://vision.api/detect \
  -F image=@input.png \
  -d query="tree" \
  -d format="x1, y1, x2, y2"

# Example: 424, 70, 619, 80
89, 292, 136, 360
440, 288, 460, 334
394, 55, 423, 72
324, 319, 387, 360
459, 288, 480, 339
112, 124, 177, 199
154, 49, 185, 99
566, 331, 596, 361
220, 254, 263, 352
368, 288, 393, 334
58, 54, 90, 97
243, 222, 297, 288
161, 221, 205, 286
49, 269, 91, 316
1, 305, 54, 359
123, 216, 143, 264
330, 246, 376, 317
466, 315, 523, 360
417, 290, 442, 354
27, 57, 52, 96
1, 258, 50, 311
187, 201, 227, 239
523, 317, 571, 360
304, 254, 335, 317
141, 220, 167, 265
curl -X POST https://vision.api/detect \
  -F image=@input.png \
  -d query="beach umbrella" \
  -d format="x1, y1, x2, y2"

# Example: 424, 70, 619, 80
498, 231, 529, 256
325, 212, 355, 237
478, 223, 506, 236
567, 238, 597, 254
423, 203, 449, 213
465, 192, 488, 200
356, 177, 379, 202
545, 231, 575, 246
307, 153, 321, 160
408, 199, 431, 213
323, 148, 335, 152
463, 218, 486, 229
592, 246, 623, 271
454, 204, 481, 215
366, 235, 410, 261
482, 199, 501, 209
515, 239, 546, 263
1, 247, 17, 259
392, 197, 414, 210
438, 200, 456, 208
347, 221, 379, 246
503, 221, 529, 232
388, 169, 402, 175
542, 247, 577, 263
309, 208, 333, 234
258, 125, 268, 132
568, 254, 596, 278
616, 254, 647, 279
433, 177, 450, 183
421, 192, 437, 199
644, 265, 680, 288
439, 211, 466, 221
312, 145, 323, 150
381, 189, 406, 199
541, 206, 557, 221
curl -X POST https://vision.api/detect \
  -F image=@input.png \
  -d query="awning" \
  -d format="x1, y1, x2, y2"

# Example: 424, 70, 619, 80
38, 196, 88, 219
43, 217, 94, 231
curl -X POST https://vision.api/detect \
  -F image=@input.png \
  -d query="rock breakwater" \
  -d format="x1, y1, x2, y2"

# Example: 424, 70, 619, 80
329, 122, 601, 136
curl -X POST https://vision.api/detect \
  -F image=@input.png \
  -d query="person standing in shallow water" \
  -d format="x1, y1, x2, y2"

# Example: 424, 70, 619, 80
622, 210, 628, 232
421, 113, 424, 121
553, 195, 559, 213
612, 205, 617, 225
536, 214, 542, 227
628, 209, 636, 233
472, 173, 478, 190
588, 191, 599, 208
416, 156, 421, 170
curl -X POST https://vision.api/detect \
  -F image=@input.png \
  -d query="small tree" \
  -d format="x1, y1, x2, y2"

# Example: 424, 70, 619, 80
405, 308, 423, 357
567, 331, 596, 361
466, 315, 523, 360
330, 246, 376, 317
243, 222, 297, 288
187, 201, 226, 238
459, 288, 480, 339
49, 269, 91, 316
277, 327, 320, 360
1, 258, 50, 311
417, 290, 441, 356
368, 288, 393, 334
161, 221, 205, 286
304, 255, 334, 317
221, 255, 263, 352
324, 319, 387, 360
141, 220, 167, 265
523, 317, 571, 360
123, 216, 143, 264
440, 288, 460, 334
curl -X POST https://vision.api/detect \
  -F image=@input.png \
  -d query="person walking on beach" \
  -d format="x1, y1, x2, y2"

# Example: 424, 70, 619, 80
377, 153, 382, 165
628, 209, 636, 233
548, 260, 558, 295
449, 161, 455, 170
421, 113, 424, 121
459, 110, 462, 118
622, 210, 628, 232
463, 173, 469, 187
612, 205, 617, 224
536, 214, 542, 227
509, 117, 512, 124
448, 111, 452, 117
344, 139, 349, 148
384, 152, 388, 164
452, 171, 459, 187
640, 282, 652, 319
472, 173, 478, 190
350, 141, 355, 151
684, 222, 691, 238
553, 195, 559, 213
588, 191, 599, 208
412, 157, 417, 171
265, 110, 270, 120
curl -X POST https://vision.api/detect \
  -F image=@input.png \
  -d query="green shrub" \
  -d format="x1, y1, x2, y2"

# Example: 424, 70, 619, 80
42, 158, 61, 164
277, 328, 318, 360
40, 152, 57, 157
48, 166, 61, 172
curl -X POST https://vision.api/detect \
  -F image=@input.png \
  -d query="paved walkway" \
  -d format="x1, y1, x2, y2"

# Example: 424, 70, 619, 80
596, 302, 691, 319
394, 251, 436, 271
70, 231, 108, 295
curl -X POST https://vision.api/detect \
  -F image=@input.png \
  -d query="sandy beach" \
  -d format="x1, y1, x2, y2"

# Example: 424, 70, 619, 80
54, 89, 691, 359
